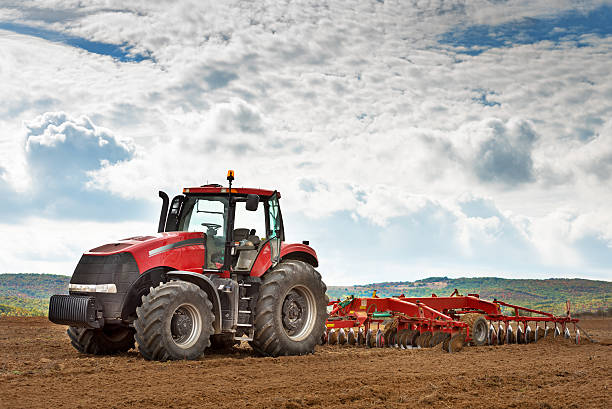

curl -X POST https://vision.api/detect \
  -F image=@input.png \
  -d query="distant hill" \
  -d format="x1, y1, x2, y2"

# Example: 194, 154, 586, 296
0, 274, 69, 316
327, 276, 612, 315
1, 273, 610, 317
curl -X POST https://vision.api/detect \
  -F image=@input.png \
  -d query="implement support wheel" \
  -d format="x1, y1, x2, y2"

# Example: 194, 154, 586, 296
460, 313, 488, 346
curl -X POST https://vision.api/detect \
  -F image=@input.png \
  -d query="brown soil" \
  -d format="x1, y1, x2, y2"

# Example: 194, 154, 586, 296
1, 317, 611, 409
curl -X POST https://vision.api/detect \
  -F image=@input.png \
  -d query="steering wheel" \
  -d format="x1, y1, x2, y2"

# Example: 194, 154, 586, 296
201, 223, 222, 230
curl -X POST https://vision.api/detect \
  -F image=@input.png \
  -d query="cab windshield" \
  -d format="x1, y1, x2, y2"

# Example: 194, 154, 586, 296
179, 196, 228, 269
178, 195, 228, 235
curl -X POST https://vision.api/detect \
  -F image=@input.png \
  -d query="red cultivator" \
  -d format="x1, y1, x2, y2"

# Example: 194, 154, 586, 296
323, 290, 580, 352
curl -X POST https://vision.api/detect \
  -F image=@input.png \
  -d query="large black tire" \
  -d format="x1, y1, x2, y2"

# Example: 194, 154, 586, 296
460, 313, 488, 346
250, 260, 328, 356
67, 326, 135, 355
134, 281, 214, 361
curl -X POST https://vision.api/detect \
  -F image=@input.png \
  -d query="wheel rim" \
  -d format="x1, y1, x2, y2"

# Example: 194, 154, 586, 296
170, 303, 202, 349
473, 320, 487, 344
281, 285, 316, 341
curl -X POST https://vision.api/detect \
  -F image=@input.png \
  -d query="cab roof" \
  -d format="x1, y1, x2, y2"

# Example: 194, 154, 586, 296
182, 184, 279, 197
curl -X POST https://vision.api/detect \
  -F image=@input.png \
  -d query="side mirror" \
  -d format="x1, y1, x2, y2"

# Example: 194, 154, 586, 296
246, 194, 259, 211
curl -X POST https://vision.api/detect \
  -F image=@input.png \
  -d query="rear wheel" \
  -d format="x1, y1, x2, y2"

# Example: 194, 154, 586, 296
134, 281, 214, 361
67, 326, 135, 355
251, 260, 328, 356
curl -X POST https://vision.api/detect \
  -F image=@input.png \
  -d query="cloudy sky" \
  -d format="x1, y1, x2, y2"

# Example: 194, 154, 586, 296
1, 0, 611, 285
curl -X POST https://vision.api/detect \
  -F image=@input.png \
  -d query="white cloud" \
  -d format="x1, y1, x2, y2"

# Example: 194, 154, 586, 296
0, 217, 151, 275
1, 1, 612, 282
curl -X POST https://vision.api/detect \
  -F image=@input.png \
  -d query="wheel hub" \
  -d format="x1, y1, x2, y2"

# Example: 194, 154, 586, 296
170, 304, 201, 348
474, 321, 486, 343
282, 291, 306, 333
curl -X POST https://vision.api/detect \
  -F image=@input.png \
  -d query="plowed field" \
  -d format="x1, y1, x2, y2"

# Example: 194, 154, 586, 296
1, 317, 610, 408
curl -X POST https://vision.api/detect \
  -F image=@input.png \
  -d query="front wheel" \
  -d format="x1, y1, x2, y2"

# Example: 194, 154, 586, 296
251, 260, 328, 356
134, 281, 214, 361
67, 326, 135, 355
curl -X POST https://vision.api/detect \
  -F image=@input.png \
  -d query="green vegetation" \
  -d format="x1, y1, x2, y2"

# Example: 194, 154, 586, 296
0, 274, 69, 317
1, 273, 610, 317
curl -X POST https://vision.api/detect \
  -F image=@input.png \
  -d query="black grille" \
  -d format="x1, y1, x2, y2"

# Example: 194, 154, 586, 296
48, 295, 101, 328
71, 253, 139, 291
69, 253, 140, 320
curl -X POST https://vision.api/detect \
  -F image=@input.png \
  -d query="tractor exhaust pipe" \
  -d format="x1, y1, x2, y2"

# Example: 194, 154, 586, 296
158, 191, 169, 233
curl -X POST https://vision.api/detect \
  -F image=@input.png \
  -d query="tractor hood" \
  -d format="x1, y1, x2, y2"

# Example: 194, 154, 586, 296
84, 231, 206, 274
85, 232, 203, 256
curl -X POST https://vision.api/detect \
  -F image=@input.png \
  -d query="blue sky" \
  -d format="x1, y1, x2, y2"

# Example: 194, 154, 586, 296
0, 1, 611, 285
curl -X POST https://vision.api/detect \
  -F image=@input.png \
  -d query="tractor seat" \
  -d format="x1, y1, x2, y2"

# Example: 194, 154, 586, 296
246, 233, 260, 247
234, 228, 261, 248
233, 228, 250, 241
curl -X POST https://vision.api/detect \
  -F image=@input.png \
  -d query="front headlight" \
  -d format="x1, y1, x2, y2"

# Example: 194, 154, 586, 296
69, 283, 117, 293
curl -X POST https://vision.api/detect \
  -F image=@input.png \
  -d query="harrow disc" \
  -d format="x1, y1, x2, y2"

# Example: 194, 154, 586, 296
488, 324, 496, 346
375, 329, 384, 348
516, 326, 524, 344
338, 328, 347, 345
347, 328, 356, 346
525, 325, 532, 343
328, 329, 338, 345
383, 328, 396, 347
406, 330, 416, 348
398, 330, 408, 349
320, 329, 328, 345
430, 331, 445, 347
385, 330, 396, 347
366, 329, 374, 348
413, 332, 422, 348
535, 326, 545, 342
448, 334, 465, 353
419, 331, 433, 348
442, 336, 450, 352
507, 325, 515, 344
357, 328, 365, 345
497, 325, 505, 345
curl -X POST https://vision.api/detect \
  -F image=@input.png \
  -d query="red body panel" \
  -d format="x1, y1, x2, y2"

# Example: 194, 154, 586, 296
398, 295, 502, 315
85, 232, 317, 277
249, 242, 318, 277
86, 232, 205, 274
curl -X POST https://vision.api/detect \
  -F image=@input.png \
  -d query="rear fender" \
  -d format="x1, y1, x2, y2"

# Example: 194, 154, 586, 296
250, 243, 318, 277
166, 271, 222, 334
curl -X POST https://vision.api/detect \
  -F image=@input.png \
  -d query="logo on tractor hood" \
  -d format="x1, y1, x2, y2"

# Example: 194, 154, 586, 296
148, 238, 205, 257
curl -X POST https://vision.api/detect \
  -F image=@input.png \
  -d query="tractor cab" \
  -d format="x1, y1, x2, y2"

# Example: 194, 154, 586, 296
158, 171, 284, 275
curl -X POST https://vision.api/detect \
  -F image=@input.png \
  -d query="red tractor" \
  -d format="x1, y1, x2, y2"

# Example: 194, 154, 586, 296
49, 171, 328, 361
